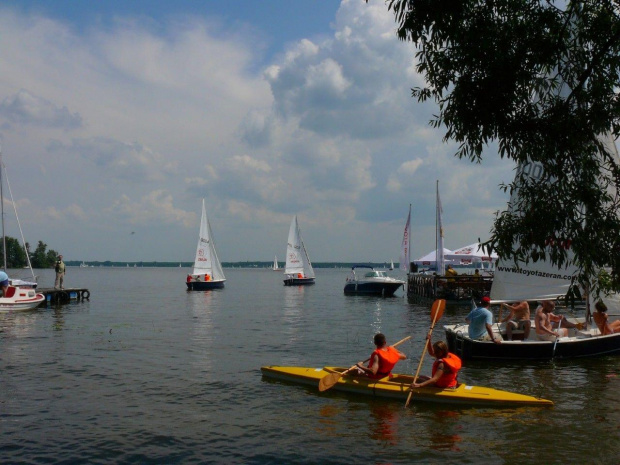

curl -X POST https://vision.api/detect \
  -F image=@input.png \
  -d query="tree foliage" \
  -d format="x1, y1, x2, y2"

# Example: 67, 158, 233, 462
0, 236, 28, 268
381, 0, 620, 293
28, 240, 59, 269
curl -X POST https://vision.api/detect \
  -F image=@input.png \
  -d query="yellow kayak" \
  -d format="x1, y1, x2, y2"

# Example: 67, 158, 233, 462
261, 366, 553, 407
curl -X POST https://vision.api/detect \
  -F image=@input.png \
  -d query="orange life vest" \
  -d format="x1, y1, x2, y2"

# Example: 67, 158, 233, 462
205, 274, 211, 281
432, 353, 462, 388
297, 273, 303, 279
368, 346, 401, 379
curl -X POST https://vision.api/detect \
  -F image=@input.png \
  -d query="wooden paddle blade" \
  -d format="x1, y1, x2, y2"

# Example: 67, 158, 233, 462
430, 299, 446, 323
318, 372, 342, 392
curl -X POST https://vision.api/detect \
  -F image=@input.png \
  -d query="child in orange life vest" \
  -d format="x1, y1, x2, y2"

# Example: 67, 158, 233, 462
355, 333, 407, 379
411, 333, 462, 388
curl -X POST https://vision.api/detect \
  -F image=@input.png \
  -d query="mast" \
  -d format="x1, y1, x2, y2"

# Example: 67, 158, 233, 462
0, 144, 5, 270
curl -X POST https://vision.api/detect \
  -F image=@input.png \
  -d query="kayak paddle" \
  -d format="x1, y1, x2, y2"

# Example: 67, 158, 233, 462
405, 299, 446, 407
318, 335, 411, 392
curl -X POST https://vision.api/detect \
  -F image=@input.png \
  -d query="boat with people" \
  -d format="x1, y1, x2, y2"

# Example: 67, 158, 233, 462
0, 148, 45, 312
260, 365, 553, 407
343, 265, 404, 296
283, 215, 315, 286
186, 199, 226, 290
445, 147, 620, 359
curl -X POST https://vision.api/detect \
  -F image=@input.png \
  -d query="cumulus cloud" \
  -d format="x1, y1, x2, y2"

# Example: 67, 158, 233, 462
0, 89, 83, 129
105, 190, 195, 227
46, 137, 178, 182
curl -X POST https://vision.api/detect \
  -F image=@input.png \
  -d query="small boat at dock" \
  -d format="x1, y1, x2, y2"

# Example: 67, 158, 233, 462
261, 365, 553, 407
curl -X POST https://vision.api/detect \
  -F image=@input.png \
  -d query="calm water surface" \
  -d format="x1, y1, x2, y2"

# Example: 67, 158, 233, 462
1, 267, 619, 464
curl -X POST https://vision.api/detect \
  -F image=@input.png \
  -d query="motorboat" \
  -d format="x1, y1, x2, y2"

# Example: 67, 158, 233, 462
343, 265, 404, 296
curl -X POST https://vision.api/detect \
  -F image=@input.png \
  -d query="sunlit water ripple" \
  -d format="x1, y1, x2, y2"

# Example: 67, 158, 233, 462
1, 267, 619, 464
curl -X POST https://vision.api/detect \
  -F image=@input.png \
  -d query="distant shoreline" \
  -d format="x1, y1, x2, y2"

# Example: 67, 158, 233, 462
61, 261, 401, 269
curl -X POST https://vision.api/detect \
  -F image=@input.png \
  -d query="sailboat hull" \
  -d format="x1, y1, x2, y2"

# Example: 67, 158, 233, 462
0, 286, 45, 312
283, 277, 315, 286
186, 280, 225, 291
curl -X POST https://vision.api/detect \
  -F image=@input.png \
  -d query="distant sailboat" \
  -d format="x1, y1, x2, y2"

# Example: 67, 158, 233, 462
272, 256, 280, 271
283, 215, 315, 286
389, 259, 394, 271
186, 199, 226, 290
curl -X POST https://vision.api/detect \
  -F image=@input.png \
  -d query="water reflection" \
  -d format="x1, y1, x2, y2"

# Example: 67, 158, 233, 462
368, 402, 399, 446
282, 285, 305, 345
187, 289, 222, 373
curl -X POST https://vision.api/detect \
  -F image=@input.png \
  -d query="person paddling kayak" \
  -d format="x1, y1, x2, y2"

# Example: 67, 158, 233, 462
410, 333, 462, 389
354, 333, 407, 379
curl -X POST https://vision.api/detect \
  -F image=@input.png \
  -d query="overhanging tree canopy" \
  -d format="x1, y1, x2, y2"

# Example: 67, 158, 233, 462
378, 0, 620, 292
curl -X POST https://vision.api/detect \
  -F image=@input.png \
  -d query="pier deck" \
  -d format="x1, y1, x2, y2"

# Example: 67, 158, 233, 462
38, 287, 91, 305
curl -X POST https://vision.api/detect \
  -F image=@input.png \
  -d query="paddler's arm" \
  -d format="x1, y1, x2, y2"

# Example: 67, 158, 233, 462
412, 363, 443, 388
356, 355, 379, 375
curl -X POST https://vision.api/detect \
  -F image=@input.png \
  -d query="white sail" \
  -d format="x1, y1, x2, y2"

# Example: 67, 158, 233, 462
273, 256, 279, 270
192, 199, 225, 281
490, 160, 578, 301
436, 182, 446, 275
284, 215, 315, 278
399, 205, 411, 272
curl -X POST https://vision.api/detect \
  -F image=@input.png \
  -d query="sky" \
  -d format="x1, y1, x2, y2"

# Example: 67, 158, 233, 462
0, 0, 515, 263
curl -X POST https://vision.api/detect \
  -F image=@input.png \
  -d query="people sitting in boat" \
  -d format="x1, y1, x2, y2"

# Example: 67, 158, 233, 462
354, 333, 407, 379
445, 265, 458, 278
410, 334, 462, 389
0, 270, 8, 297
500, 301, 531, 340
534, 301, 580, 341
593, 300, 620, 335
466, 296, 502, 344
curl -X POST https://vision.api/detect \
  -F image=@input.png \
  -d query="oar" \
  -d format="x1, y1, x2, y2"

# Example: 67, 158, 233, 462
318, 335, 412, 392
405, 298, 446, 408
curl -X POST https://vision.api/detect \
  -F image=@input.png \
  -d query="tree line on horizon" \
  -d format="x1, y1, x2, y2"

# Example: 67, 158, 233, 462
0, 236, 59, 269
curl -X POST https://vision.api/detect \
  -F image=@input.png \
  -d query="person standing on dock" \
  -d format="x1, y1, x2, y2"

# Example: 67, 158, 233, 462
54, 255, 66, 289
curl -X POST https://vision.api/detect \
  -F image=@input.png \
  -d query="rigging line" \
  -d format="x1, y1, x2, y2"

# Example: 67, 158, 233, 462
2, 161, 36, 281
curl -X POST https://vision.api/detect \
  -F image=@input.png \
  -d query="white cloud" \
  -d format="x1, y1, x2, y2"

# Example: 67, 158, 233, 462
0, 2, 515, 262
0, 89, 83, 129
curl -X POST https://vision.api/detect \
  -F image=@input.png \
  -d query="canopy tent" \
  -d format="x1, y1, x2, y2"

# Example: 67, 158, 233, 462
413, 248, 455, 267
444, 242, 498, 264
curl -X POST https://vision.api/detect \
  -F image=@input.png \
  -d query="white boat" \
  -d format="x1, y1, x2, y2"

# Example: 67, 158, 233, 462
389, 259, 394, 271
186, 200, 226, 290
343, 265, 404, 296
272, 256, 280, 271
0, 147, 45, 312
80, 262, 89, 268
444, 134, 620, 359
283, 215, 315, 286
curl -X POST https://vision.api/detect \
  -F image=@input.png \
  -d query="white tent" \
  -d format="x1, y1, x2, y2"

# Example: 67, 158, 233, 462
413, 248, 455, 267
444, 242, 498, 264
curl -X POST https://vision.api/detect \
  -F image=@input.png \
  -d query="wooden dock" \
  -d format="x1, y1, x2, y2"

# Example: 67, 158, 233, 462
407, 274, 492, 306
38, 287, 91, 305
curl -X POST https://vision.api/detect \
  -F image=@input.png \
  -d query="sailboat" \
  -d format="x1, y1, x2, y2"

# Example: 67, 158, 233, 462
283, 215, 315, 286
272, 256, 279, 271
186, 199, 226, 290
444, 138, 620, 360
0, 147, 45, 312
389, 259, 394, 271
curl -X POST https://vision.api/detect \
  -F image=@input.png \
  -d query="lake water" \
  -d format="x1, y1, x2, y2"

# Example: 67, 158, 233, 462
1, 267, 618, 464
